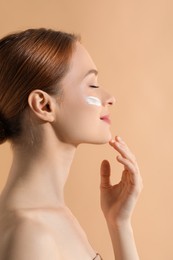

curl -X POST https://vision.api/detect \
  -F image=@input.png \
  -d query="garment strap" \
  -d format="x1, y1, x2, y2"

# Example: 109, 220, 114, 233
93, 253, 103, 259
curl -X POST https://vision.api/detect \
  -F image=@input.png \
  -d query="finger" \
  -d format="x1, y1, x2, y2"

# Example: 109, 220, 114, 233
116, 155, 138, 185
110, 137, 135, 161
100, 160, 112, 189
118, 155, 143, 191
109, 137, 137, 165
117, 155, 136, 173
121, 169, 128, 184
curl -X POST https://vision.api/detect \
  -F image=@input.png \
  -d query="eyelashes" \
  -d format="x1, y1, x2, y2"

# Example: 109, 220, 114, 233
90, 85, 100, 88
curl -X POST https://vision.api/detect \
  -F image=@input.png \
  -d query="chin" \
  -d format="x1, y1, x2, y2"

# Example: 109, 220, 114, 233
85, 132, 112, 145
100, 131, 112, 143
97, 136, 112, 145
71, 129, 113, 146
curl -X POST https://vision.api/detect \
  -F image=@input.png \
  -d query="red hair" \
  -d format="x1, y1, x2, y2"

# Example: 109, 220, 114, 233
0, 28, 78, 144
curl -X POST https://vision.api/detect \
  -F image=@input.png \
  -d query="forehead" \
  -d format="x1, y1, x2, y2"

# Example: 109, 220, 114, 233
62, 42, 98, 85
71, 42, 97, 72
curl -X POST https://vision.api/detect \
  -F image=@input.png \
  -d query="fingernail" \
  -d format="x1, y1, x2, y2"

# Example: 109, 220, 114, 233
117, 136, 122, 141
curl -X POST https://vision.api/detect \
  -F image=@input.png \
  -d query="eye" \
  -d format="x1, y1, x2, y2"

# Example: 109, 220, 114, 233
90, 85, 99, 88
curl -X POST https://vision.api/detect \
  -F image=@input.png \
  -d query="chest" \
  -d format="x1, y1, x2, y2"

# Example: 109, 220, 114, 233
29, 208, 98, 260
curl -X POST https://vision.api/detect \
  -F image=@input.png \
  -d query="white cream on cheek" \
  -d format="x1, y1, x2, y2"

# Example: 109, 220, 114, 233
85, 96, 102, 107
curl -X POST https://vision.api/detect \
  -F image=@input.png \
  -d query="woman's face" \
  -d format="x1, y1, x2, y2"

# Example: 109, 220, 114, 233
54, 42, 115, 146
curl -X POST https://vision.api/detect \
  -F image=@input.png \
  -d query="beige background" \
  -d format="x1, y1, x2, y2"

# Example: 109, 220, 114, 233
0, 0, 173, 259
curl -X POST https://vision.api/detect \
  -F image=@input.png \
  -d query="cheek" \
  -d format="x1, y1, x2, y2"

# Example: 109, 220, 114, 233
66, 99, 98, 124
57, 99, 98, 139
85, 96, 102, 107
62, 93, 103, 130
55, 94, 111, 145
55, 111, 111, 145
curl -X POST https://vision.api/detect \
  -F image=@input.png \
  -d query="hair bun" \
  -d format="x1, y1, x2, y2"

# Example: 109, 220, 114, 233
0, 118, 8, 144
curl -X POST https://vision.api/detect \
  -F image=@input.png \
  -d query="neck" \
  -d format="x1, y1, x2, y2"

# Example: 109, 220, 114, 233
2, 137, 76, 210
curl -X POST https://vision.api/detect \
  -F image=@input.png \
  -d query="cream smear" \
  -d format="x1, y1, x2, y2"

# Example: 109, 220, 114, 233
86, 96, 102, 107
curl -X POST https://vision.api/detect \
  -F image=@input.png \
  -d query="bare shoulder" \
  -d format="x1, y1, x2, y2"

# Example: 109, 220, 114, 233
0, 210, 62, 260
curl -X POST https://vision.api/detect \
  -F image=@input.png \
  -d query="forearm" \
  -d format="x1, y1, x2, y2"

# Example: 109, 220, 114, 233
107, 220, 140, 260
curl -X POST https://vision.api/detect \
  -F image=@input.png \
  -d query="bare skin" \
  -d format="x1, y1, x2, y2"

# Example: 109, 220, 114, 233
0, 42, 142, 260
101, 136, 143, 259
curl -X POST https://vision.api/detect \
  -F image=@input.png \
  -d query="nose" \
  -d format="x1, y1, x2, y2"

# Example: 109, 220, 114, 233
103, 92, 116, 106
107, 95, 116, 106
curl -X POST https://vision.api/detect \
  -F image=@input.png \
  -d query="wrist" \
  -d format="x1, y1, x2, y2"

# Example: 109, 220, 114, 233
106, 218, 133, 231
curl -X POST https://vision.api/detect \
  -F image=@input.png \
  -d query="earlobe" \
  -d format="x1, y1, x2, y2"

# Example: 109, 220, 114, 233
28, 90, 55, 122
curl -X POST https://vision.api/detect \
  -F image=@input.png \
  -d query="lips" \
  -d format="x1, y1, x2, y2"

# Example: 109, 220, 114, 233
100, 115, 111, 124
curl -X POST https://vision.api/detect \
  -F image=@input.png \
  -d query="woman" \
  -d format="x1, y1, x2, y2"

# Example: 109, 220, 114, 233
0, 28, 143, 260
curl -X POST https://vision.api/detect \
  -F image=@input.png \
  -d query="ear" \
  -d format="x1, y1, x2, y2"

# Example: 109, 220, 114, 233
28, 90, 56, 122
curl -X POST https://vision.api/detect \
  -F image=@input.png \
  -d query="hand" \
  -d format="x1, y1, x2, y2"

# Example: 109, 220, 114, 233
100, 136, 143, 226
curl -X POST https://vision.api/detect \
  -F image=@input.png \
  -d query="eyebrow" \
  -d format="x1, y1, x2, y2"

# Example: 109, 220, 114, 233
84, 69, 98, 78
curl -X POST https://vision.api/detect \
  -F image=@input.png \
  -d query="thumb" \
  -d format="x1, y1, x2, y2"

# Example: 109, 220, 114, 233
100, 160, 112, 189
